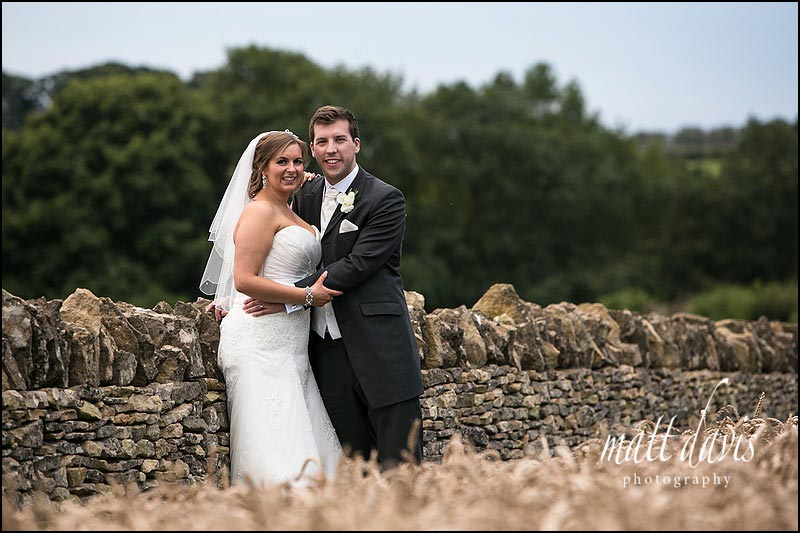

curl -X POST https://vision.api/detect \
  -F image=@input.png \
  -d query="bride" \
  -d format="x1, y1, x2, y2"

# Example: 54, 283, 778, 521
200, 130, 343, 486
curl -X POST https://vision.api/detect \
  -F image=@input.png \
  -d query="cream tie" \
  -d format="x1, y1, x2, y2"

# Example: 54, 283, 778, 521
320, 186, 339, 234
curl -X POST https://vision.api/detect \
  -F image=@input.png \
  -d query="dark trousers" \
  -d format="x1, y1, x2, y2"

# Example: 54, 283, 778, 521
309, 332, 423, 467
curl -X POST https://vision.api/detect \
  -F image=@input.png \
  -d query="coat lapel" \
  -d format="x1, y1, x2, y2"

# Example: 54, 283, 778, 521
302, 178, 324, 230
322, 168, 367, 240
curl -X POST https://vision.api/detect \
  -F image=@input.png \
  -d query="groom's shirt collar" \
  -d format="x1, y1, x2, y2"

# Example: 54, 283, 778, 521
324, 164, 359, 195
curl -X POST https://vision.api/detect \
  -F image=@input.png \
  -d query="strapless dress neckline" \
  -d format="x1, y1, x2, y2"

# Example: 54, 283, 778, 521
276, 224, 320, 241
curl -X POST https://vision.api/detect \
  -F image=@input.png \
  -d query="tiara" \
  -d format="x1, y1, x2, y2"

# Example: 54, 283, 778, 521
284, 129, 299, 139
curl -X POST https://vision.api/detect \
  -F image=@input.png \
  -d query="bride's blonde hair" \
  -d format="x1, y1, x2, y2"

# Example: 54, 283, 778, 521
248, 131, 310, 198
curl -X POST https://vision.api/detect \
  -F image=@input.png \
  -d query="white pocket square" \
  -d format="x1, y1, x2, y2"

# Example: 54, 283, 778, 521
339, 220, 359, 233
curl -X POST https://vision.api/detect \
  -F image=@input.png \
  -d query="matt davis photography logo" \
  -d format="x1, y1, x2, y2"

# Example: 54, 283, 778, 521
599, 378, 756, 489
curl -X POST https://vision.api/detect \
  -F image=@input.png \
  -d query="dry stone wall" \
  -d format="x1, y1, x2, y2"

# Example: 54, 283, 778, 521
3, 285, 797, 505
419, 365, 797, 462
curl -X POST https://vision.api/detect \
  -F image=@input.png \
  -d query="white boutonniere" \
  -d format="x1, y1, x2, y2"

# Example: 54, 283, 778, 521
337, 189, 358, 213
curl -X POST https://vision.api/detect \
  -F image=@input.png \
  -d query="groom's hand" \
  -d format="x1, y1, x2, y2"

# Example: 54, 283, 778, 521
242, 298, 283, 317
205, 302, 227, 323
310, 271, 343, 307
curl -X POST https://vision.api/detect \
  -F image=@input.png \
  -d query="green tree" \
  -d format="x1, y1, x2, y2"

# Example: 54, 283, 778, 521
3, 72, 224, 306
402, 64, 668, 309
712, 118, 798, 282
192, 46, 328, 164
3, 50, 796, 316
2, 72, 43, 130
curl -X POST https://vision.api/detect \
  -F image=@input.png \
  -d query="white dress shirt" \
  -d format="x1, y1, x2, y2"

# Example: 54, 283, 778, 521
286, 164, 359, 341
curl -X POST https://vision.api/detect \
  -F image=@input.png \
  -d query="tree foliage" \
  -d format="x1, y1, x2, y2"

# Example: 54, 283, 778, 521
3, 72, 223, 306
3, 48, 797, 316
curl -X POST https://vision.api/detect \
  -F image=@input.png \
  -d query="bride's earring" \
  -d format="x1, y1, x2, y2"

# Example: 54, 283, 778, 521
262, 174, 267, 188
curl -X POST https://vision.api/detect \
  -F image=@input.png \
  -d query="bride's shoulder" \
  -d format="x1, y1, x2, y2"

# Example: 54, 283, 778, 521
239, 200, 280, 228
242, 199, 276, 217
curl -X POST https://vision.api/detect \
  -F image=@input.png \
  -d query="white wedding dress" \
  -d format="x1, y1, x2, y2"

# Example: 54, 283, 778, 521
217, 225, 342, 487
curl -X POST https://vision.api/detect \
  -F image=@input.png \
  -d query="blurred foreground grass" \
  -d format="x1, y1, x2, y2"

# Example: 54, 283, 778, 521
3, 409, 797, 531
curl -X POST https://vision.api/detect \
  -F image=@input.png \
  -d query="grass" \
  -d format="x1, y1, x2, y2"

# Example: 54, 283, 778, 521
3, 406, 797, 531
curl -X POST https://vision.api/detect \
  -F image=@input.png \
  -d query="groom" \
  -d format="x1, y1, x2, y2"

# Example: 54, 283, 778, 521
244, 105, 424, 466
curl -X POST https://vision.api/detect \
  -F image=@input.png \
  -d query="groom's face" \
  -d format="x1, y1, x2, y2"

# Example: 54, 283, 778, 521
311, 119, 360, 184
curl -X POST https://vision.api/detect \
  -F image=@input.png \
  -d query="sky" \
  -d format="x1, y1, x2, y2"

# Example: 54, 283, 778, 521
2, 2, 797, 133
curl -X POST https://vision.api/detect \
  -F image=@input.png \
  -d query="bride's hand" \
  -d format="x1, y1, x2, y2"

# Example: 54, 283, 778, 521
242, 297, 284, 316
300, 172, 320, 188
310, 271, 343, 307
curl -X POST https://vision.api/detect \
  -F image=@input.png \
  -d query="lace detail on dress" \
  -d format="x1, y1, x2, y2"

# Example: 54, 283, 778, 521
321, 414, 339, 449
263, 390, 283, 430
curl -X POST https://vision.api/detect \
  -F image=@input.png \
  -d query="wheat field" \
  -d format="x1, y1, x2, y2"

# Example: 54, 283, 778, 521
3, 411, 797, 531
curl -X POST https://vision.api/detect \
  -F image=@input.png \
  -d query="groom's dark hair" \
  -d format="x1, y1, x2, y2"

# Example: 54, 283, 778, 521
309, 106, 359, 144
